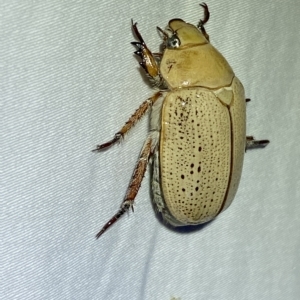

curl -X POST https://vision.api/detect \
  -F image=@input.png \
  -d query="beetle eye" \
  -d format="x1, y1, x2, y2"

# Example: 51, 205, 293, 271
167, 35, 180, 48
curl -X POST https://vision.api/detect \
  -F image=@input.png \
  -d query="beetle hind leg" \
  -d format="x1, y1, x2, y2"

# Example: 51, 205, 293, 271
246, 136, 270, 150
96, 134, 157, 238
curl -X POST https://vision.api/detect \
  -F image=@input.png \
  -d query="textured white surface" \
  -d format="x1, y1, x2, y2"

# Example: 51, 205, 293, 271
1, 1, 299, 299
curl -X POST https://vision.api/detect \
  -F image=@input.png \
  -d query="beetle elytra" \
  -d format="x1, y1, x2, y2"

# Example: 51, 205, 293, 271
93, 3, 269, 238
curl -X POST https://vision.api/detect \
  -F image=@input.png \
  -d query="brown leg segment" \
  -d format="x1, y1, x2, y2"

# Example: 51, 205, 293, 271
93, 92, 162, 151
131, 21, 163, 86
96, 137, 154, 238
197, 3, 210, 41
245, 98, 269, 149
246, 136, 270, 150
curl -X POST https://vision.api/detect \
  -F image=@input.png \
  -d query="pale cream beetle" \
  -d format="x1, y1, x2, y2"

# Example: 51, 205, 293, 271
93, 3, 269, 238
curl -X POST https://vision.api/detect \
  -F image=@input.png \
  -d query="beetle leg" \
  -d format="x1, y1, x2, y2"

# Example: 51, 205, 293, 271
93, 92, 162, 151
246, 136, 270, 150
245, 100, 269, 150
96, 136, 155, 238
131, 20, 163, 87
197, 3, 210, 41
153, 53, 163, 58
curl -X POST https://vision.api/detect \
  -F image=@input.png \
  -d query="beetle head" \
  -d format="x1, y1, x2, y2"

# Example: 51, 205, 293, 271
158, 19, 209, 49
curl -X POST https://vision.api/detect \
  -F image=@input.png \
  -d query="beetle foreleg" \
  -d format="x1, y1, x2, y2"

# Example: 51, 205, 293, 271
93, 92, 162, 151
246, 136, 270, 150
96, 136, 155, 238
131, 20, 163, 87
197, 3, 210, 41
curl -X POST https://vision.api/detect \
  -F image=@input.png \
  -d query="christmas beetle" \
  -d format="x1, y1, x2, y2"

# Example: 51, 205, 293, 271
93, 3, 269, 238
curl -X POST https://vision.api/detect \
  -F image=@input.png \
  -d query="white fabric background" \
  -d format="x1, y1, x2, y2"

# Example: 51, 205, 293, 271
1, 0, 299, 299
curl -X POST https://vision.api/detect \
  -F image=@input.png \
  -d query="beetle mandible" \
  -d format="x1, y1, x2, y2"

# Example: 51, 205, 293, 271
93, 3, 269, 238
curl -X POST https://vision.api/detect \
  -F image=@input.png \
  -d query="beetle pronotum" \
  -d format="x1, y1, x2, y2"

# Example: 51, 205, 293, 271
93, 3, 269, 238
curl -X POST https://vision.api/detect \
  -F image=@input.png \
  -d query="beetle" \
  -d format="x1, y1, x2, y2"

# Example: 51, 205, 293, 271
93, 3, 269, 238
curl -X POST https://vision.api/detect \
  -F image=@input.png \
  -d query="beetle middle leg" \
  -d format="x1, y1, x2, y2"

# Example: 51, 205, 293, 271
95, 134, 157, 238
246, 136, 269, 150
93, 92, 162, 151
